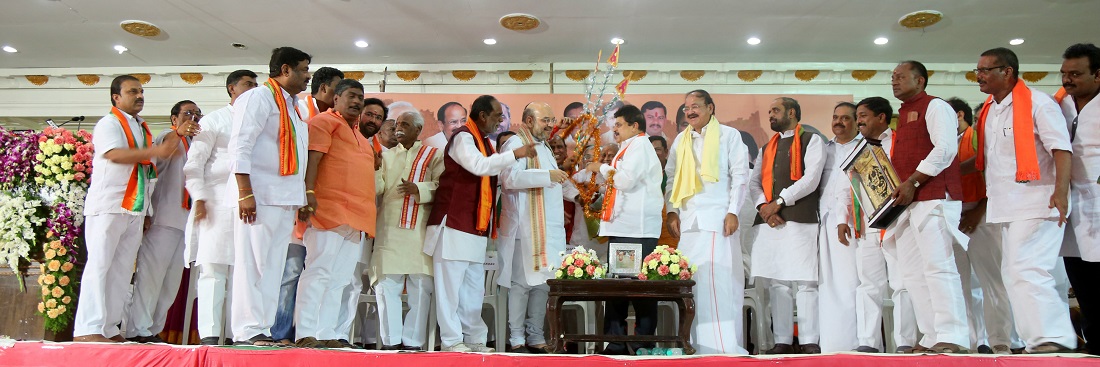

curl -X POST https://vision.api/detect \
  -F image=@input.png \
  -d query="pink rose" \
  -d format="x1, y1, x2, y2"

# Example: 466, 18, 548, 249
586, 265, 596, 275
567, 265, 576, 274
574, 258, 584, 267
39, 135, 48, 143
658, 265, 670, 276
638, 273, 648, 280
53, 137, 63, 145
74, 172, 85, 181
679, 260, 688, 268
679, 271, 691, 280
74, 164, 85, 172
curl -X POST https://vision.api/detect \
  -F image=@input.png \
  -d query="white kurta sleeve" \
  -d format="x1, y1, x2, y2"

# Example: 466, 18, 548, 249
449, 132, 517, 176
598, 138, 650, 192
779, 134, 826, 205
229, 91, 266, 175
663, 134, 682, 214
183, 128, 217, 202
726, 131, 750, 215
414, 154, 444, 204
499, 135, 552, 190
915, 99, 961, 177
749, 148, 767, 207
1033, 92, 1073, 153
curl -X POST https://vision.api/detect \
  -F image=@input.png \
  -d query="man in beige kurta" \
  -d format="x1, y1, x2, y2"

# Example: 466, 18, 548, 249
369, 110, 443, 350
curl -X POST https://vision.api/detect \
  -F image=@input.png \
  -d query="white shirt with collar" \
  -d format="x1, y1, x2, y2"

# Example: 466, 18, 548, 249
596, 134, 664, 238
85, 109, 155, 216
821, 134, 862, 225
665, 123, 752, 233
225, 84, 309, 207
912, 99, 962, 178
1060, 93, 1100, 261
982, 86, 1072, 223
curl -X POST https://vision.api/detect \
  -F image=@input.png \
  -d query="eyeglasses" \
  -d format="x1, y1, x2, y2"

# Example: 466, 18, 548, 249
182, 110, 203, 120
539, 117, 558, 125
682, 104, 706, 112
362, 112, 384, 121
973, 66, 1006, 75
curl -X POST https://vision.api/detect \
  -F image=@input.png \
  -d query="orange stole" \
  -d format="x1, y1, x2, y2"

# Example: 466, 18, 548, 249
975, 80, 1041, 182
112, 107, 157, 211
265, 79, 303, 176
464, 119, 496, 234
761, 124, 805, 202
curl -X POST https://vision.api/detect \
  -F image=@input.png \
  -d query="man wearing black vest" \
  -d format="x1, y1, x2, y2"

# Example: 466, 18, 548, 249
750, 97, 827, 354
888, 60, 970, 353
423, 95, 537, 353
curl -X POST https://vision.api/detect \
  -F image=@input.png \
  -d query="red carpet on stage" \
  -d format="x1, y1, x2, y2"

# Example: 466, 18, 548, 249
1, 342, 1097, 367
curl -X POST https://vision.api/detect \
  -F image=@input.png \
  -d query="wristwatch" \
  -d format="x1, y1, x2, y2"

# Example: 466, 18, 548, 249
910, 178, 921, 188
776, 197, 786, 207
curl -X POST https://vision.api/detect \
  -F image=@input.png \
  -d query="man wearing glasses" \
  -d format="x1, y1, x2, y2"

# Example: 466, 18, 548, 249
425, 102, 468, 149
966, 47, 1075, 353
126, 100, 204, 343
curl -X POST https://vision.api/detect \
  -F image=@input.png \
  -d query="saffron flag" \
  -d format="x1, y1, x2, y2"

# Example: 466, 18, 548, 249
607, 45, 620, 67
615, 75, 630, 99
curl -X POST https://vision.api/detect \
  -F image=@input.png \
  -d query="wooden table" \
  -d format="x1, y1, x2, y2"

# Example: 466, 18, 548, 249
546, 279, 696, 355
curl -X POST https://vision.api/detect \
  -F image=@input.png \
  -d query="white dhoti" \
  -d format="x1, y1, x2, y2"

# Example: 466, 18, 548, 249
680, 230, 747, 354
963, 214, 1019, 348
127, 225, 186, 337
888, 200, 969, 347
953, 243, 989, 349
74, 214, 144, 338
230, 205, 294, 341
377, 273, 433, 347
816, 216, 859, 352
994, 218, 1077, 350
192, 203, 235, 339
854, 229, 918, 350
427, 222, 490, 348
296, 226, 362, 341
751, 222, 819, 346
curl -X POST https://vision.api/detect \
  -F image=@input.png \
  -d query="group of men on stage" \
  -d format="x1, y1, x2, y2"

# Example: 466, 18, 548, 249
71, 43, 1097, 356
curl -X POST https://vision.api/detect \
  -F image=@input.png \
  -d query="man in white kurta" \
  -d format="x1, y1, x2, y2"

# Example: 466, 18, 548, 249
666, 91, 751, 355
750, 97, 826, 354
126, 101, 202, 343
845, 97, 919, 353
74, 75, 190, 343
972, 47, 1076, 353
815, 103, 861, 352
1059, 43, 1100, 356
423, 95, 538, 352
497, 102, 570, 353
182, 69, 257, 345
370, 110, 442, 350
227, 47, 311, 345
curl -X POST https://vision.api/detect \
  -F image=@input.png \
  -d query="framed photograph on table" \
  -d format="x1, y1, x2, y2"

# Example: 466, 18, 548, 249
608, 243, 643, 278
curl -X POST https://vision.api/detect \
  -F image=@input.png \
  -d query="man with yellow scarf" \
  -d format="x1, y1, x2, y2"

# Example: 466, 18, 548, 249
749, 97, 827, 354
665, 90, 752, 354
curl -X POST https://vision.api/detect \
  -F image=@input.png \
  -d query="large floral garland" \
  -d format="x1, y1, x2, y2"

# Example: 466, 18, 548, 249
0, 126, 91, 332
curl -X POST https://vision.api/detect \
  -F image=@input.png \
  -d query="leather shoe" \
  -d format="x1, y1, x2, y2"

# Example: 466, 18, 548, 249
200, 337, 220, 346
800, 343, 821, 354
380, 344, 405, 350
764, 343, 795, 354
854, 345, 880, 353
977, 345, 994, 354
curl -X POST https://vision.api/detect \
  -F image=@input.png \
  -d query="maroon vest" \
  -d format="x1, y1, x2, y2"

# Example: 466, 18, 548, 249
426, 126, 499, 237
894, 92, 963, 202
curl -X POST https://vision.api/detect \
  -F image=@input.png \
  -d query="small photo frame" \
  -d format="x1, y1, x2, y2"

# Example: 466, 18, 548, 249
608, 243, 643, 277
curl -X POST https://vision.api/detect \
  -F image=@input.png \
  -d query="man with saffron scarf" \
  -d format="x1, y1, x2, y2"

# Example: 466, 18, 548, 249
74, 75, 195, 343
371, 110, 442, 350
127, 100, 204, 343
293, 79, 376, 348
588, 105, 664, 355
967, 47, 1075, 353
884, 60, 969, 354
271, 66, 343, 345
1058, 43, 1100, 356
749, 97, 826, 354
497, 102, 570, 353
666, 90, 751, 354
424, 95, 538, 352
227, 46, 312, 347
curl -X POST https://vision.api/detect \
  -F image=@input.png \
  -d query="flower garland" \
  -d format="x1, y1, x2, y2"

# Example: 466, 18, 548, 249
34, 127, 93, 186
554, 246, 606, 280
639, 245, 697, 281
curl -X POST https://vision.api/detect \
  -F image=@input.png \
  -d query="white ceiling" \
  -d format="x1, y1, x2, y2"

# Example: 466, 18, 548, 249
1, 0, 1098, 69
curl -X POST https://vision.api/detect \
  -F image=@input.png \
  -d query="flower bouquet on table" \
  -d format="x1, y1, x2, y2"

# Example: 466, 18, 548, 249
554, 245, 607, 280
639, 245, 697, 281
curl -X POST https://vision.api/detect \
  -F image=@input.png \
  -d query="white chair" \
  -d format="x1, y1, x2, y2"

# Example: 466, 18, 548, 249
181, 266, 231, 346
882, 297, 895, 353
481, 251, 507, 352
743, 285, 770, 354
356, 279, 438, 351
655, 301, 679, 348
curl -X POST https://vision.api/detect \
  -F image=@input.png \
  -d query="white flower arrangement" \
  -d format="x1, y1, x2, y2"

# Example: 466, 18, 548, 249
0, 193, 45, 274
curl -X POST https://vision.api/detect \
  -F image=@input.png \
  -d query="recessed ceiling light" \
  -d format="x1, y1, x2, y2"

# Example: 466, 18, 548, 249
874, 37, 889, 45
355, 40, 369, 48
611, 37, 625, 45
483, 38, 497, 45
2, 46, 16, 53
113, 45, 128, 54
747, 37, 761, 45
1009, 38, 1025, 46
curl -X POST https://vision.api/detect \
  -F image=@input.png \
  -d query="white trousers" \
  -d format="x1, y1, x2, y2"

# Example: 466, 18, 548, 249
127, 225, 186, 337
507, 282, 549, 347
994, 219, 1077, 350
196, 263, 233, 339
377, 273, 434, 347
816, 216, 859, 352
965, 219, 1021, 348
953, 244, 989, 349
296, 227, 361, 341
336, 262, 364, 342
892, 203, 969, 347
854, 230, 918, 349
230, 205, 293, 341
681, 230, 747, 354
763, 278, 819, 345
74, 214, 143, 338
433, 258, 488, 347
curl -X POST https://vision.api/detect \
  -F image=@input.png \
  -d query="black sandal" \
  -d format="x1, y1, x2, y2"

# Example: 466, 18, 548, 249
234, 334, 283, 347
